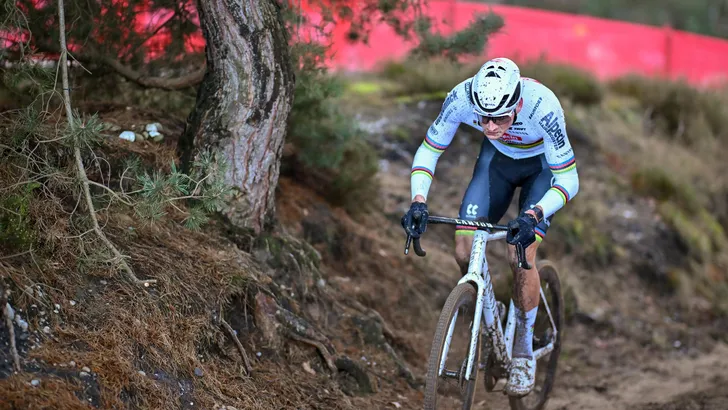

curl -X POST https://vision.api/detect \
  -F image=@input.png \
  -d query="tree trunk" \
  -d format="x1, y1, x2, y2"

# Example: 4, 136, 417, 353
179, 0, 295, 234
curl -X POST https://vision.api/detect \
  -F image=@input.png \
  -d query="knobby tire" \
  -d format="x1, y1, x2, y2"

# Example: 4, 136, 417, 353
424, 282, 481, 410
509, 260, 565, 410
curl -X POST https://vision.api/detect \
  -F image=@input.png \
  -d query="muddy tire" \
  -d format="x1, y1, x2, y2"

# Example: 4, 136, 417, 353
508, 260, 565, 410
424, 282, 481, 410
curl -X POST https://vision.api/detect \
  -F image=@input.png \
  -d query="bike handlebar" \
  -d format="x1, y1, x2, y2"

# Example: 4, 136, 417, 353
403, 213, 532, 270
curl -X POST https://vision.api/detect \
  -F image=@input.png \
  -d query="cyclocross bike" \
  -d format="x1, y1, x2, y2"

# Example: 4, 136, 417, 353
404, 212, 564, 410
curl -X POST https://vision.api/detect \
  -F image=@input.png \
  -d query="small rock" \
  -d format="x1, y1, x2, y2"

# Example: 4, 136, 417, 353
82, 366, 90, 373
31, 379, 40, 386
43, 326, 50, 334
80, 371, 90, 377
119, 131, 135, 142
100, 280, 107, 285
54, 304, 61, 311
256, 352, 262, 357
151, 132, 164, 143
134, 133, 144, 142
69, 361, 76, 367
138, 370, 146, 376
194, 367, 204, 377
69, 300, 77, 306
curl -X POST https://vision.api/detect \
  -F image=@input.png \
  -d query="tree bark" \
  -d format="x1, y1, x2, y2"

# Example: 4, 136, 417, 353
180, 0, 295, 234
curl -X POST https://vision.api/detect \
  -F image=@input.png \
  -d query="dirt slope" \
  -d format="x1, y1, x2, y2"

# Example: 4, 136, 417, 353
2, 88, 727, 409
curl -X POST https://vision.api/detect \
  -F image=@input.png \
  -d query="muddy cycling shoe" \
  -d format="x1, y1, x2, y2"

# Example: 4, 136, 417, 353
505, 356, 536, 397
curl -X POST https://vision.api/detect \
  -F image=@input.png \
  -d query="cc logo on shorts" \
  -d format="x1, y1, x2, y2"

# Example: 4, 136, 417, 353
466, 203, 479, 217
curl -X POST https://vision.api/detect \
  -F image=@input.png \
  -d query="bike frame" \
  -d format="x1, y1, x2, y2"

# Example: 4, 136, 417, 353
438, 229, 558, 382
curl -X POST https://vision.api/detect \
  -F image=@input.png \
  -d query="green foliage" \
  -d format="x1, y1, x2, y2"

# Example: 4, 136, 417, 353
378, 58, 481, 97
287, 70, 357, 170
1, 63, 56, 99
63, 111, 105, 148
609, 75, 728, 144
630, 167, 701, 210
129, 151, 232, 230
550, 216, 614, 268
520, 60, 604, 105
285, 43, 380, 211
631, 166, 726, 264
409, 12, 504, 61
0, 182, 40, 249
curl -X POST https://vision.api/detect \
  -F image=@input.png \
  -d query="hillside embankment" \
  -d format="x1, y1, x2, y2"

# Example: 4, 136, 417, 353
1, 60, 728, 409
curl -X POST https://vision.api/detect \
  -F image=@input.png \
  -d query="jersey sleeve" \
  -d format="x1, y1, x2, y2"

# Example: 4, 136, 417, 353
532, 99, 580, 218
410, 83, 469, 201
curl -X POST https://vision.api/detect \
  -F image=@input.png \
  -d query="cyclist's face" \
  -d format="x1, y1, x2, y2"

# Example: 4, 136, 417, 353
480, 111, 514, 140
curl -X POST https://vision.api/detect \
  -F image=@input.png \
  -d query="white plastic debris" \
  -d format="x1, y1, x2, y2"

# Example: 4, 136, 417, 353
4, 303, 14, 320
119, 131, 136, 142
15, 314, 28, 332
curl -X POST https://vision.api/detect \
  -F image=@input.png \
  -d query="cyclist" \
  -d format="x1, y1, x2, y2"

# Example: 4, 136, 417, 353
401, 57, 579, 396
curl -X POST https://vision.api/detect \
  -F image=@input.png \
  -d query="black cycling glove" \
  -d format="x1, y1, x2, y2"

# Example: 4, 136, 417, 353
506, 212, 538, 249
401, 201, 429, 238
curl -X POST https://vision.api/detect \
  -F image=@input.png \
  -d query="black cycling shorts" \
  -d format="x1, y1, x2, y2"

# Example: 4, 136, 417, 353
456, 141, 553, 242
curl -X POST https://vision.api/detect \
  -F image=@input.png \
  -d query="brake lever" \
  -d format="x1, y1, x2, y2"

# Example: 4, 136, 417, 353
413, 237, 426, 257
516, 242, 532, 270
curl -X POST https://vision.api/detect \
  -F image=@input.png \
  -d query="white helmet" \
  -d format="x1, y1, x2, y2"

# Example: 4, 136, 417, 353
470, 57, 522, 116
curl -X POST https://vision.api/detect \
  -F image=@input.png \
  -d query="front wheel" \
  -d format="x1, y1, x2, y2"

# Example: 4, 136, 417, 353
424, 282, 481, 410
509, 260, 565, 410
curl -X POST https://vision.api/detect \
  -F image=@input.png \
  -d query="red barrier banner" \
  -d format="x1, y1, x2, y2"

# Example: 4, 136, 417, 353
302, 1, 728, 87
3, 1, 727, 87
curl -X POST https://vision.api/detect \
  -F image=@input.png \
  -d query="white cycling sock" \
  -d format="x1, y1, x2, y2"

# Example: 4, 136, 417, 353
512, 304, 537, 359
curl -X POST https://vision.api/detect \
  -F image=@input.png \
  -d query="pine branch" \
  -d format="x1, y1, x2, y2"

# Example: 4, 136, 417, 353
21, 37, 204, 91
56, 0, 156, 287
100, 55, 205, 90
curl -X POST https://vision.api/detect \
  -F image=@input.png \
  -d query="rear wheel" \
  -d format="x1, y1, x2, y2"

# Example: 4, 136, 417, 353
509, 260, 565, 410
424, 282, 481, 410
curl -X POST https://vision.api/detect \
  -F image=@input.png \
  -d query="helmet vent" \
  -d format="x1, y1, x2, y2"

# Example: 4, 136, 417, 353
506, 81, 522, 108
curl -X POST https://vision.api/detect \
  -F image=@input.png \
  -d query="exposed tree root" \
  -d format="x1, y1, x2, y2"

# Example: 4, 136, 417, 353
253, 290, 376, 393
335, 356, 377, 394
323, 285, 419, 387
220, 318, 252, 376
287, 331, 337, 373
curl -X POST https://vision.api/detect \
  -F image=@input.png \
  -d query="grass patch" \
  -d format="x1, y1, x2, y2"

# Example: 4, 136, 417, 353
377, 57, 481, 97
630, 167, 702, 210
609, 74, 728, 145
519, 60, 604, 106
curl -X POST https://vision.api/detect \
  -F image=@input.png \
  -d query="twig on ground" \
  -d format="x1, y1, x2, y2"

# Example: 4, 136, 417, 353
56, 0, 156, 287
220, 318, 252, 376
